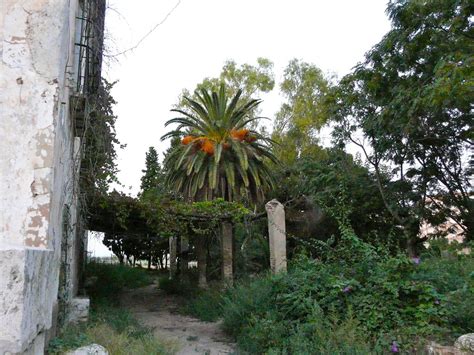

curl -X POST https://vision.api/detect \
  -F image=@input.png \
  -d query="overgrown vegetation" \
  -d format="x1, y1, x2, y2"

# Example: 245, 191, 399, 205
48, 263, 173, 355
330, 0, 473, 246
179, 236, 473, 354
83, 0, 472, 353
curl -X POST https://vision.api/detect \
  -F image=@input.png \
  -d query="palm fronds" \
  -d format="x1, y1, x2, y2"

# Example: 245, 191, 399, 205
161, 85, 279, 202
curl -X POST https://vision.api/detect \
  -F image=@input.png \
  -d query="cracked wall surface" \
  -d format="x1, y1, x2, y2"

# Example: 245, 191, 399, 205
0, 0, 83, 353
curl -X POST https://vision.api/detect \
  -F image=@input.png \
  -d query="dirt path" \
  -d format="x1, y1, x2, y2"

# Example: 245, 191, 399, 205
120, 284, 236, 355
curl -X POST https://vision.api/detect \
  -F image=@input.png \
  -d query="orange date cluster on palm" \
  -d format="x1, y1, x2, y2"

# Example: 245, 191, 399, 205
181, 135, 194, 145
181, 129, 256, 156
231, 129, 256, 143
182, 136, 215, 155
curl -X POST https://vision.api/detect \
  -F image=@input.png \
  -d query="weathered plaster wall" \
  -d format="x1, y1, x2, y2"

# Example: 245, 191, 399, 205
0, 0, 82, 353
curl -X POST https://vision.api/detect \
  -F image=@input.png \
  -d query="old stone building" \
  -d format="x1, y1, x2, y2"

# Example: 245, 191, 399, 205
0, 0, 105, 353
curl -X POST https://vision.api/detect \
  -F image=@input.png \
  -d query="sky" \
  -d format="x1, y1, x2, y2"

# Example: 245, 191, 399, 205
103, 0, 392, 196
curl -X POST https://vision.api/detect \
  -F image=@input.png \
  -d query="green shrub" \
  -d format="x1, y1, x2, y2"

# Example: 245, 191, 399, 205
47, 323, 89, 353
414, 242, 474, 338
158, 275, 196, 296
221, 276, 275, 337
183, 287, 224, 322
220, 234, 473, 354
268, 314, 375, 354
159, 273, 225, 322
86, 262, 153, 303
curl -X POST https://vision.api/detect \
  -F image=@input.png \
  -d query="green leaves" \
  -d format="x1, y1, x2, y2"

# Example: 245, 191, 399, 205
231, 139, 249, 170
330, 0, 474, 242
214, 143, 223, 164
273, 59, 331, 165
162, 84, 278, 202
139, 147, 166, 202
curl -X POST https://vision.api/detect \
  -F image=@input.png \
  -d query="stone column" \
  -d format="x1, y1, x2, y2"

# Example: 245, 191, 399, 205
221, 221, 233, 285
266, 199, 287, 273
169, 236, 177, 279
196, 237, 208, 289
179, 236, 189, 272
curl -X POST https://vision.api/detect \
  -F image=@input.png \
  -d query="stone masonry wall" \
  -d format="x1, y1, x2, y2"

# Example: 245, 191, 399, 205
0, 0, 82, 353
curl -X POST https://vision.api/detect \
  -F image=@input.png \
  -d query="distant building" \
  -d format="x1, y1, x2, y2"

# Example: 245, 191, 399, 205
0, 0, 105, 353
419, 196, 470, 245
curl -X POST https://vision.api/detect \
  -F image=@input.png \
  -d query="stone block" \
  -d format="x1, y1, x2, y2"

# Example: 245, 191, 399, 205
426, 342, 465, 355
66, 297, 90, 324
455, 333, 474, 352
66, 344, 109, 355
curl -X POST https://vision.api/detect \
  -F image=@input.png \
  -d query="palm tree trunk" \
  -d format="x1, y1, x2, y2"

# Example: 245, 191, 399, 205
196, 237, 208, 288
221, 221, 233, 286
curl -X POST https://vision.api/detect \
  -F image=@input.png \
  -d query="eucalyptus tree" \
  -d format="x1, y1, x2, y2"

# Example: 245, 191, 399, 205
273, 59, 331, 164
161, 85, 278, 285
177, 58, 275, 129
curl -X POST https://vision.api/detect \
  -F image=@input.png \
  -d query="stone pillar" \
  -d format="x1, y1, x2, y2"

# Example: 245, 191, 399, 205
221, 221, 233, 285
266, 199, 287, 273
196, 237, 208, 289
179, 236, 189, 272
169, 236, 177, 279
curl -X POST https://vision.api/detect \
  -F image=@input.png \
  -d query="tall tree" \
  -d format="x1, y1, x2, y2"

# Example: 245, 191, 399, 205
162, 84, 278, 285
162, 85, 278, 202
139, 146, 164, 199
331, 0, 474, 250
178, 58, 275, 126
273, 59, 331, 164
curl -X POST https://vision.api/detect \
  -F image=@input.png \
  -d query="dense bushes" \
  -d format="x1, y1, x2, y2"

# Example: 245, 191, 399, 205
86, 261, 153, 302
413, 241, 474, 337
223, 238, 473, 353
182, 234, 473, 354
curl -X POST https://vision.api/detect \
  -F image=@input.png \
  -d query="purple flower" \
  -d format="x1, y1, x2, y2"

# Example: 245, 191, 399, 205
435, 299, 440, 305
342, 286, 352, 293
391, 341, 399, 353
411, 257, 421, 265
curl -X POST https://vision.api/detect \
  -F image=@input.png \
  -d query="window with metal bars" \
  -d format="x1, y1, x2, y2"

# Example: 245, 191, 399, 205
73, 0, 105, 96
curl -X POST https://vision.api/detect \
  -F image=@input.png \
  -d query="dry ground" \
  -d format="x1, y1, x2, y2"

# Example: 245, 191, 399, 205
120, 284, 236, 355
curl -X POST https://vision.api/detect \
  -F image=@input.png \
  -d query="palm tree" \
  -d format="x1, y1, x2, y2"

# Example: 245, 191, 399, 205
161, 85, 278, 286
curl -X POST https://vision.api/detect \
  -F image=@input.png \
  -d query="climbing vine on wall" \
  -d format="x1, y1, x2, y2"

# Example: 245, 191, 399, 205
80, 79, 123, 201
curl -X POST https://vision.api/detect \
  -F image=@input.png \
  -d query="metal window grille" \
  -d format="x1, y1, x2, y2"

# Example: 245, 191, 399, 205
73, 0, 105, 96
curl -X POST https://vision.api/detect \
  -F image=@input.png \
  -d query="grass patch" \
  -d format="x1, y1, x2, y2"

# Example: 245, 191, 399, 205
86, 262, 154, 302
48, 263, 175, 354
182, 287, 224, 322
158, 274, 225, 322
48, 304, 174, 355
